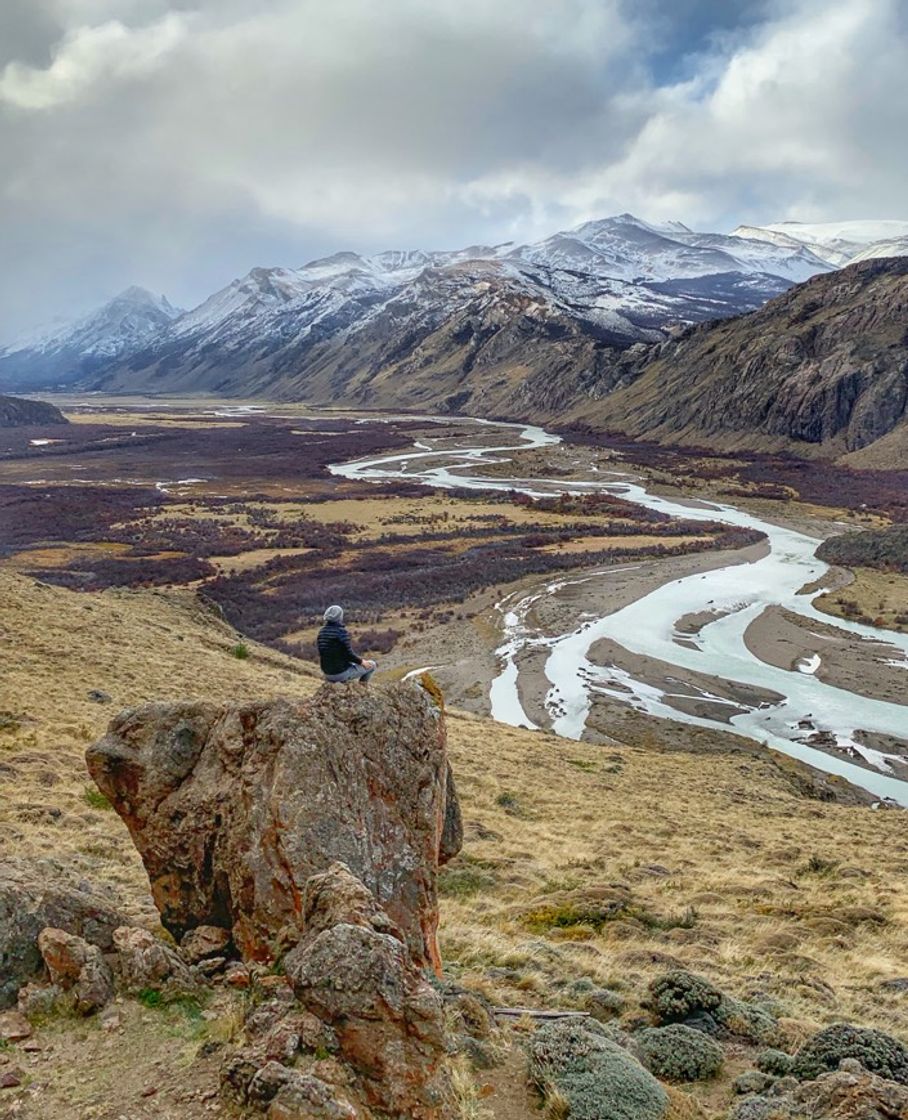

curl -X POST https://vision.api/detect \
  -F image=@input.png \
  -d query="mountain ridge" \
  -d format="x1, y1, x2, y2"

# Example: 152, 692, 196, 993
0, 212, 836, 394
0, 287, 182, 390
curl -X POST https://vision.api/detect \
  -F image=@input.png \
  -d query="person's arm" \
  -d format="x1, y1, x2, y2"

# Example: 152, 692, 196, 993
339, 625, 362, 665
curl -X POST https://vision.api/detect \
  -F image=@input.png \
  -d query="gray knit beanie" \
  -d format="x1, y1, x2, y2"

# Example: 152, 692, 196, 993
323, 604, 344, 623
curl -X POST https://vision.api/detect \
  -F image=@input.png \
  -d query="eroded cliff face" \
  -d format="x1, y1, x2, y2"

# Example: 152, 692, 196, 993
85, 682, 462, 971
579, 257, 908, 455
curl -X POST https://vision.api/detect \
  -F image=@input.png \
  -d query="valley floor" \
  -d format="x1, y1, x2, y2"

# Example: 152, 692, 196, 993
3, 397, 908, 1117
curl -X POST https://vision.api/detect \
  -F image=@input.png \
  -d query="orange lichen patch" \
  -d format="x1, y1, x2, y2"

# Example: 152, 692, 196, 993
419, 672, 446, 712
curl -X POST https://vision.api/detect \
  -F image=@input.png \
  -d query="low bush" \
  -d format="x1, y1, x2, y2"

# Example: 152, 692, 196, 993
636, 1024, 724, 1083
528, 1018, 668, 1120
790, 1023, 908, 1084
756, 1048, 793, 1076
648, 970, 723, 1024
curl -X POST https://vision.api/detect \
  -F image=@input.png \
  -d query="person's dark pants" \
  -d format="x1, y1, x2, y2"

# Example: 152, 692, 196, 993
323, 663, 375, 684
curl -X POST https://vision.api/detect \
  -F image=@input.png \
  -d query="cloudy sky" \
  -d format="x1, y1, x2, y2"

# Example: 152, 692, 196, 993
1, 0, 906, 338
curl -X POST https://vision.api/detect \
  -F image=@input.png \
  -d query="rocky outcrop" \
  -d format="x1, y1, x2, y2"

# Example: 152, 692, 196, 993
223, 862, 456, 1120
0, 394, 68, 427
587, 257, 908, 457
287, 862, 455, 1118
731, 1063, 908, 1119
85, 682, 462, 970
0, 859, 126, 1008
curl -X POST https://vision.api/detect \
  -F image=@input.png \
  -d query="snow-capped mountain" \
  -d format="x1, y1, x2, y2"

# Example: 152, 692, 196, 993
0, 287, 182, 389
82, 213, 824, 400
4, 213, 905, 403
507, 213, 829, 283
732, 220, 908, 268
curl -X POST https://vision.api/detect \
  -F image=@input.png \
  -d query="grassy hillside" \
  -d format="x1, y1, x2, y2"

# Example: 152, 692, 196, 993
1, 570, 907, 1117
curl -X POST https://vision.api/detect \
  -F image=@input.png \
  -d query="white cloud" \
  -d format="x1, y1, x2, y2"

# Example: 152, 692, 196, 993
0, 0, 905, 337
0, 12, 188, 109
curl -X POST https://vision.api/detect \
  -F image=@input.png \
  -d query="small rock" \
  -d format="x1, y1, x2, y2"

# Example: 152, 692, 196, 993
140, 1085, 157, 1098
259, 975, 292, 992
838, 1057, 863, 1073
100, 1010, 121, 1032
38, 928, 114, 1014
87, 690, 112, 704
113, 926, 196, 994
224, 963, 251, 990
0, 1011, 32, 1042
0, 1071, 22, 1090
180, 925, 231, 964
197, 957, 227, 977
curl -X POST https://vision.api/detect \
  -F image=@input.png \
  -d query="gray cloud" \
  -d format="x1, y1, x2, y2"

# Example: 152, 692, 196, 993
1, 0, 906, 339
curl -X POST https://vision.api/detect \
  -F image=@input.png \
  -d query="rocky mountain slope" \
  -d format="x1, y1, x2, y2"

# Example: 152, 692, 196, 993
1, 214, 829, 396
0, 287, 181, 390
0, 394, 68, 427
578, 256, 908, 455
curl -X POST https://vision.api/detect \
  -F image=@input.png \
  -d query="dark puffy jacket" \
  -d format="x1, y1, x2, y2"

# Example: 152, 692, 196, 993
316, 620, 362, 675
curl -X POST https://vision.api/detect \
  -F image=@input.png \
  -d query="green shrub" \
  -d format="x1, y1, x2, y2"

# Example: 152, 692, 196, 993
231, 643, 250, 660
83, 785, 112, 810
528, 1019, 668, 1120
648, 970, 723, 1024
636, 1024, 724, 1083
728, 1095, 780, 1120
584, 988, 626, 1022
495, 791, 524, 816
756, 1048, 793, 1076
137, 987, 164, 1009
733, 1070, 772, 1095
790, 1023, 908, 1084
438, 863, 497, 899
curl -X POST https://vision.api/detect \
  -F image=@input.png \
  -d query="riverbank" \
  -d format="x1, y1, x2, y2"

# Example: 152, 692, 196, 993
337, 416, 908, 803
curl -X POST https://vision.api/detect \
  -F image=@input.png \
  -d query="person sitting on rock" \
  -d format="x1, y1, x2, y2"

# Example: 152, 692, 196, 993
317, 605, 377, 684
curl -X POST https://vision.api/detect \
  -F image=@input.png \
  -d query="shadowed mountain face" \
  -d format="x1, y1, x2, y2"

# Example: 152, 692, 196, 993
579, 257, 908, 457
0, 288, 181, 390
0, 394, 68, 427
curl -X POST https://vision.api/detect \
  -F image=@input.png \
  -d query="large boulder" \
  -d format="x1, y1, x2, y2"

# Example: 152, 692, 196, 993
729, 1065, 908, 1119
85, 682, 462, 970
0, 859, 126, 1008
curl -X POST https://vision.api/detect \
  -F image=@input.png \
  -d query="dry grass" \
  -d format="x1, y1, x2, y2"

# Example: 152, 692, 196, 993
1, 568, 907, 1118
0, 568, 317, 925
815, 566, 908, 633
539, 534, 708, 555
